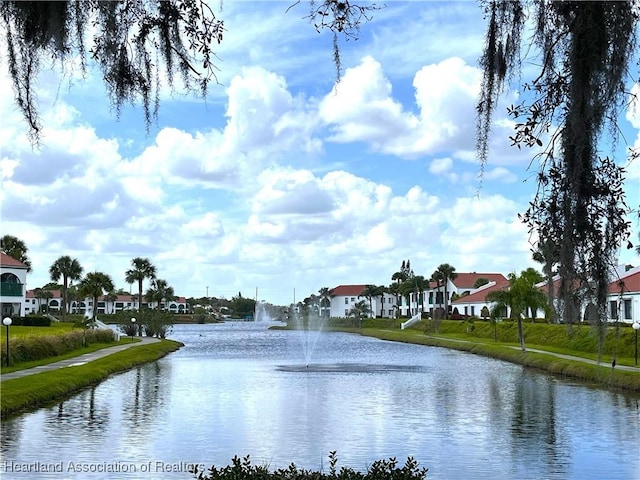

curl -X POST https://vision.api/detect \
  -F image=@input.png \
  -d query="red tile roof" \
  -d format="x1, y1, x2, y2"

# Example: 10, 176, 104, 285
329, 285, 368, 297
609, 271, 640, 294
0, 252, 27, 269
451, 273, 508, 290
452, 280, 510, 304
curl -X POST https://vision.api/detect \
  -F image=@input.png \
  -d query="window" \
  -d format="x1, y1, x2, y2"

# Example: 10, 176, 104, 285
429, 292, 434, 304
351, 297, 355, 302
609, 301, 618, 319
345, 309, 349, 316
464, 306, 468, 315
623, 299, 632, 320
345, 298, 349, 305
471, 306, 475, 316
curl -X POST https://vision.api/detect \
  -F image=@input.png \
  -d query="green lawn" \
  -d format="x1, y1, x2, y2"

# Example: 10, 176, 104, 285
1, 339, 182, 419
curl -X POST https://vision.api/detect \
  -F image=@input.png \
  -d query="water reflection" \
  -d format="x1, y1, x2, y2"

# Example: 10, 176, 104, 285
1, 322, 639, 480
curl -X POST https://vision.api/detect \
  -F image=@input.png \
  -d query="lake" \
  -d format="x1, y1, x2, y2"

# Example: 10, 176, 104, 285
1, 321, 639, 479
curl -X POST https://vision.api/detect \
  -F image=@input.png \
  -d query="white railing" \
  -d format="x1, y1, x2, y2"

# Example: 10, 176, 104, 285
401, 312, 422, 330
93, 318, 122, 341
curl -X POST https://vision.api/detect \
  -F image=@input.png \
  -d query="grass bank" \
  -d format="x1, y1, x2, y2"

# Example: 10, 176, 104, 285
356, 326, 640, 393
0, 339, 182, 419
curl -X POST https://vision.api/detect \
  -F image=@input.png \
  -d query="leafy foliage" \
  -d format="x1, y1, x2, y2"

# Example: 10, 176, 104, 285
0, 235, 32, 272
476, 1, 638, 346
191, 452, 428, 480
0, 0, 224, 143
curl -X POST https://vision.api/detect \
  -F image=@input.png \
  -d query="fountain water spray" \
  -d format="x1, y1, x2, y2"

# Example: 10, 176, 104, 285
290, 307, 326, 367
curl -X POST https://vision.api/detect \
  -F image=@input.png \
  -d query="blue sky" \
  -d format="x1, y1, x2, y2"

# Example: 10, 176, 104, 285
1, 1, 639, 305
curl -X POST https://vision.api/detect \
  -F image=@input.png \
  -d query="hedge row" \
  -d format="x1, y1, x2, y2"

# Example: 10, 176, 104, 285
0, 329, 115, 366
3, 316, 51, 327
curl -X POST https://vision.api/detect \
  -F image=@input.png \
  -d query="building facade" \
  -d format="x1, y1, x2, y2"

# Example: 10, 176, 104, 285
0, 253, 28, 317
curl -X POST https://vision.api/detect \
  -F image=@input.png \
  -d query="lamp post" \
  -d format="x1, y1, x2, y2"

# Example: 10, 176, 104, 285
131, 317, 136, 342
633, 321, 640, 367
3, 317, 12, 366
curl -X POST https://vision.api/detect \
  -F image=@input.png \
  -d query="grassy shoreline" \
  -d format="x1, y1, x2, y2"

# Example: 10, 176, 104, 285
352, 327, 640, 393
0, 339, 183, 419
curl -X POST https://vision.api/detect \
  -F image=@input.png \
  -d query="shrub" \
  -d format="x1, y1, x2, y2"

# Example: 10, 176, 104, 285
6, 316, 51, 327
0, 328, 115, 366
191, 453, 428, 480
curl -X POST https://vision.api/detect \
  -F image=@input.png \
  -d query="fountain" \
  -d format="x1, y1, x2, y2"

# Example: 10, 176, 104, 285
254, 301, 273, 323
289, 308, 327, 368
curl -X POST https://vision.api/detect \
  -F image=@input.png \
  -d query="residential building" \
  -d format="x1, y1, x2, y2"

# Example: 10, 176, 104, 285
24, 289, 188, 317
328, 285, 397, 318
0, 252, 28, 317
607, 266, 640, 324
405, 272, 508, 318
451, 278, 511, 319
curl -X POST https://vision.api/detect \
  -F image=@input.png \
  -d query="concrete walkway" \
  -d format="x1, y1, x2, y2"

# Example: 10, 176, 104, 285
424, 333, 640, 372
0, 336, 160, 382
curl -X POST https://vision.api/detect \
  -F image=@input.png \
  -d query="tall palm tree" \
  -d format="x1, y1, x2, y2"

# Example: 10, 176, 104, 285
78, 272, 115, 346
125, 257, 157, 311
49, 255, 83, 322
0, 234, 32, 272
410, 276, 429, 314
434, 263, 457, 319
146, 278, 174, 311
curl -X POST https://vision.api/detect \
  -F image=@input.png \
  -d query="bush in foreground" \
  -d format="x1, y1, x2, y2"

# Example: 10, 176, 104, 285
192, 453, 428, 480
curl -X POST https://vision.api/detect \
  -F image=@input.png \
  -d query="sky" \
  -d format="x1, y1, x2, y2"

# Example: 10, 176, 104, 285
1, 1, 639, 306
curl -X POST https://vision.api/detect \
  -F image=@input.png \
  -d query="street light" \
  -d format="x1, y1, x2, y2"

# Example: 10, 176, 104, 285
633, 321, 640, 367
3, 317, 12, 366
131, 317, 136, 342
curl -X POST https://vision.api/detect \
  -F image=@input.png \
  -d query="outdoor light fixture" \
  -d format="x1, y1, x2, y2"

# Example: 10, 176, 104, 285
3, 317, 12, 367
131, 317, 136, 342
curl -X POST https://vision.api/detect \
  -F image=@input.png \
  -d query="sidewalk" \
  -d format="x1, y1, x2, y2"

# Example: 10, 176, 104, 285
0, 336, 160, 381
426, 333, 640, 372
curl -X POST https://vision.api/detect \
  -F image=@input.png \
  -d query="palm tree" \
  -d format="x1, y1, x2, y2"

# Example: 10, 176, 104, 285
359, 285, 383, 318
318, 287, 332, 318
430, 270, 444, 318
487, 270, 549, 352
104, 290, 118, 314
348, 300, 370, 329
532, 239, 559, 323
519, 268, 546, 320
0, 234, 32, 272
387, 282, 401, 319
434, 263, 457, 319
78, 272, 115, 346
34, 288, 53, 313
125, 257, 157, 311
49, 255, 83, 322
145, 278, 174, 311
411, 276, 429, 314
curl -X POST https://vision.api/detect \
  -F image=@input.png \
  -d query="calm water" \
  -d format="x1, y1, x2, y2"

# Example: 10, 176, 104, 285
1, 322, 639, 480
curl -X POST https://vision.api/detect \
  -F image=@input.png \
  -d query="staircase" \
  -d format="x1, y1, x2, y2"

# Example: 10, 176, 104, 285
401, 312, 422, 330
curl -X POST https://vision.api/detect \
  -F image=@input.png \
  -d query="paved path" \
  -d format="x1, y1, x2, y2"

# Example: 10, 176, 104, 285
435, 335, 640, 373
384, 330, 640, 373
0, 336, 160, 382
510, 346, 640, 372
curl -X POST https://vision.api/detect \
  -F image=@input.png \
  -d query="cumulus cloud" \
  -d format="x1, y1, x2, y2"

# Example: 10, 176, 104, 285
0, 1, 549, 304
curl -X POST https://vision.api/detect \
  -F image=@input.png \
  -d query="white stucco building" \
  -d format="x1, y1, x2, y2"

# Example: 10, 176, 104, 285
0, 252, 28, 317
